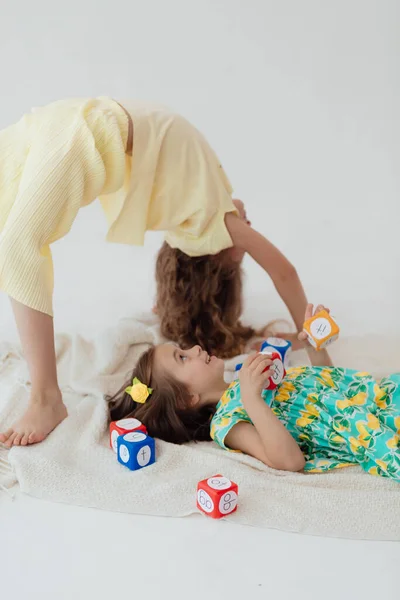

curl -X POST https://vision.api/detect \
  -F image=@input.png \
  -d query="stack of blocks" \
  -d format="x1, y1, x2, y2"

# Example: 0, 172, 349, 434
110, 418, 156, 471
235, 337, 291, 390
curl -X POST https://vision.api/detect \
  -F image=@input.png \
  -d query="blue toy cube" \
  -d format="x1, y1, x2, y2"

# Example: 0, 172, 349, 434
261, 337, 292, 367
117, 431, 156, 471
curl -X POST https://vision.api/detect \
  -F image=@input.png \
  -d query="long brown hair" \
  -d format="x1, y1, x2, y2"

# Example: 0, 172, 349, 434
107, 346, 215, 444
155, 242, 256, 358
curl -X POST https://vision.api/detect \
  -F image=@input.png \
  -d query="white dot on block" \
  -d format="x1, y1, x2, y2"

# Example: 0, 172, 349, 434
123, 432, 147, 443
219, 491, 238, 515
207, 476, 231, 490
119, 444, 130, 463
117, 418, 142, 429
197, 489, 214, 513
111, 429, 119, 453
310, 317, 332, 340
137, 445, 152, 467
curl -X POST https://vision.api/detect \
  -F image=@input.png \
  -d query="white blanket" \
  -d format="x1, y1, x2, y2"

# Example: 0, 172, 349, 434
1, 316, 399, 541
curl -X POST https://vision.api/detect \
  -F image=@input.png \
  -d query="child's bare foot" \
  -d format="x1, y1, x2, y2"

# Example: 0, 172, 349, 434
0, 390, 67, 448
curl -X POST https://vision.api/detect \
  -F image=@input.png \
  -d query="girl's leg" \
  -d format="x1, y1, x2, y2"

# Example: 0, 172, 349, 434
0, 113, 92, 447
0, 301, 67, 447
0, 100, 127, 447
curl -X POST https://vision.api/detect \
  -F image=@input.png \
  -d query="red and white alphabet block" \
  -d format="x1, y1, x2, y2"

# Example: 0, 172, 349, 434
260, 351, 286, 390
197, 474, 238, 519
110, 418, 147, 453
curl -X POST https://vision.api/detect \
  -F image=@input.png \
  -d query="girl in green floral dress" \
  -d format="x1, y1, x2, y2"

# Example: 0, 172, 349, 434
108, 305, 400, 482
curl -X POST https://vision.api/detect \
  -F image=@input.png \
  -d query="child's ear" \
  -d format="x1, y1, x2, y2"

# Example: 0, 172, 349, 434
190, 393, 201, 407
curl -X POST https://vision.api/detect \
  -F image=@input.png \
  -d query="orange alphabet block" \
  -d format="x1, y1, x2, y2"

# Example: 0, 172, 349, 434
303, 310, 339, 350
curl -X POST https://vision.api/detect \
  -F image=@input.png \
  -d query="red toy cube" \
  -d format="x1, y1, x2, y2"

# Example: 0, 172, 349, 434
260, 350, 286, 390
197, 474, 238, 519
110, 418, 147, 453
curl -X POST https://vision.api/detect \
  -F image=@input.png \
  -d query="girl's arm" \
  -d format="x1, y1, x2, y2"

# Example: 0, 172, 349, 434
225, 213, 332, 367
225, 398, 305, 472
224, 353, 305, 471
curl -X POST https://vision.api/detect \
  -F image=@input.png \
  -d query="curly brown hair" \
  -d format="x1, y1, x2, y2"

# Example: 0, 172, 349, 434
154, 242, 259, 359
107, 346, 215, 444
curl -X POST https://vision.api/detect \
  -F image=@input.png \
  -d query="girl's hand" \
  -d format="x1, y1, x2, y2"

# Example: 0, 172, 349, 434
238, 353, 273, 398
297, 303, 331, 344
263, 304, 332, 351
297, 303, 334, 367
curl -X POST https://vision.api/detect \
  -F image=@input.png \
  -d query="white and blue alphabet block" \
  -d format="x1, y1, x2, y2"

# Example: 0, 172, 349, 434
261, 337, 292, 367
117, 431, 156, 471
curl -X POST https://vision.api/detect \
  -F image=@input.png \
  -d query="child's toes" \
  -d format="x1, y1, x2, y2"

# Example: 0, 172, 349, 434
0, 429, 13, 444
5, 432, 18, 448
28, 431, 46, 444
13, 433, 24, 446
28, 431, 40, 444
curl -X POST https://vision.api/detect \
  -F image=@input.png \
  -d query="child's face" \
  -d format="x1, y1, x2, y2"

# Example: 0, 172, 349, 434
154, 343, 226, 399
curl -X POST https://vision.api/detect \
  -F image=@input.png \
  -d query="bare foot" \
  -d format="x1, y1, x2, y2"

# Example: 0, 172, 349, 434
0, 391, 67, 448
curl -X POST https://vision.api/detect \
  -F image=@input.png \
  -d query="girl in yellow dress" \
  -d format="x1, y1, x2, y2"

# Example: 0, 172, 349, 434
0, 98, 326, 447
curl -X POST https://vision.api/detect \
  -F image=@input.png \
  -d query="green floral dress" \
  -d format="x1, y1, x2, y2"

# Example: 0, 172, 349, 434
210, 367, 400, 481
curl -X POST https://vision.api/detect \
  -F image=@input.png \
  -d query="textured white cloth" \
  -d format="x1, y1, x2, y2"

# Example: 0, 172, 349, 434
0, 316, 399, 540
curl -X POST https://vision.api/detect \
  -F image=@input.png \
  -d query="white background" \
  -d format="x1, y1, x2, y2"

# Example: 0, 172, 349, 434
0, 1, 399, 598
1, 0, 399, 340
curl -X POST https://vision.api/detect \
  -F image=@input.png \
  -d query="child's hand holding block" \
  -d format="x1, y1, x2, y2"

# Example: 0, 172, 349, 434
260, 351, 286, 390
303, 310, 339, 350
261, 338, 292, 368
236, 350, 286, 390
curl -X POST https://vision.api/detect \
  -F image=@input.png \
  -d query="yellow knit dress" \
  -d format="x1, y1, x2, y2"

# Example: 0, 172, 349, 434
0, 97, 236, 316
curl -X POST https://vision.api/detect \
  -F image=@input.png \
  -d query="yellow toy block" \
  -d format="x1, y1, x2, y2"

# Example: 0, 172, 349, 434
303, 310, 339, 350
